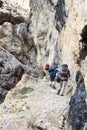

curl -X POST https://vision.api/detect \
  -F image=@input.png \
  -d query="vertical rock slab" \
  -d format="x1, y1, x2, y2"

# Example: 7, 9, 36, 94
68, 71, 87, 130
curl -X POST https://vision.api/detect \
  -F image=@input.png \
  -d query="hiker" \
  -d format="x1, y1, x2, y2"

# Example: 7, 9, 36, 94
55, 64, 70, 96
44, 63, 50, 80
44, 62, 58, 88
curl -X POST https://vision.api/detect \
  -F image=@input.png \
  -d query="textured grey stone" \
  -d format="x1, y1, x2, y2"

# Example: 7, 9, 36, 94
0, 46, 25, 102
68, 71, 87, 130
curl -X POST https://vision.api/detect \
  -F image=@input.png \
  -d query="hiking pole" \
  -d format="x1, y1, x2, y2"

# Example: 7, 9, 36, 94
57, 105, 69, 129
57, 105, 69, 120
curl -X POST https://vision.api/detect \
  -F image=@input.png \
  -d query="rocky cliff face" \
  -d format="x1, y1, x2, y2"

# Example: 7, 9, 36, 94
0, 0, 87, 129
29, 0, 62, 66
68, 71, 87, 130
60, 0, 87, 88
12, 0, 29, 9
0, 0, 39, 101
29, 0, 87, 88
28, 0, 87, 129
0, 0, 87, 98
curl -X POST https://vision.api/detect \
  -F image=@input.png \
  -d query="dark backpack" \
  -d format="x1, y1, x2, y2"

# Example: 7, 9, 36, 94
59, 64, 69, 81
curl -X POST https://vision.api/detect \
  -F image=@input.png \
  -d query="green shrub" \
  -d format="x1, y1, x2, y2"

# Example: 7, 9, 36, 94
17, 108, 24, 112
19, 87, 34, 95
26, 106, 30, 110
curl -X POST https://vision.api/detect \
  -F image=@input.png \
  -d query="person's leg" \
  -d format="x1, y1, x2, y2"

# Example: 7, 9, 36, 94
49, 73, 52, 87
52, 73, 57, 89
50, 73, 54, 87
57, 80, 63, 95
50, 81, 52, 87
60, 81, 67, 96
50, 73, 56, 89
63, 81, 67, 95
52, 81, 56, 89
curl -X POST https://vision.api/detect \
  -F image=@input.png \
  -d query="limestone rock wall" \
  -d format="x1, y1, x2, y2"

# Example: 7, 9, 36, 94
60, 0, 87, 86
12, 0, 29, 9
29, 0, 87, 86
29, 0, 61, 66
0, 0, 39, 101
0, 0, 87, 129
0, 0, 87, 103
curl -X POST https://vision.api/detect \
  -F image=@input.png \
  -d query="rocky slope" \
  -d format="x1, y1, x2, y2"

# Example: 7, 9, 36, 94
0, 72, 87, 130
0, 0, 87, 129
0, 0, 87, 98
0, 74, 70, 130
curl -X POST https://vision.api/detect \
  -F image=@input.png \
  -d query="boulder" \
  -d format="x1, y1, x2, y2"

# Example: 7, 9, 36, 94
0, 46, 25, 101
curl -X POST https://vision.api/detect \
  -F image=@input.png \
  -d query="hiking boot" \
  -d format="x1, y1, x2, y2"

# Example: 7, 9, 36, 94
59, 127, 63, 129
53, 86, 56, 89
53, 85, 56, 89
60, 94, 64, 96
50, 83, 52, 87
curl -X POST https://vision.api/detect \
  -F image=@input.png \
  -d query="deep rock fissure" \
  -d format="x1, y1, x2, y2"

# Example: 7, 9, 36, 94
48, 0, 54, 6
55, 0, 68, 32
79, 25, 87, 62
0, 0, 3, 7
0, 11, 25, 25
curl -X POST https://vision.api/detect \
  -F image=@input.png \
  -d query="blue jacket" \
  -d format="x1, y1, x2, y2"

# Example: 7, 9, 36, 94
48, 66, 58, 75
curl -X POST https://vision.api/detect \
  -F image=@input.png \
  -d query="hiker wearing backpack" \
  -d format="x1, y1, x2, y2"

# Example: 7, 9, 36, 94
55, 64, 70, 96
44, 62, 58, 89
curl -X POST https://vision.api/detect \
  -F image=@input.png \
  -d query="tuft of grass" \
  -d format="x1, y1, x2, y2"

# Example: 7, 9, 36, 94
60, 49, 62, 52
0, 126, 3, 129
17, 108, 24, 112
17, 106, 30, 113
21, 116, 25, 119
26, 106, 30, 110
21, 95, 28, 99
19, 87, 34, 95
